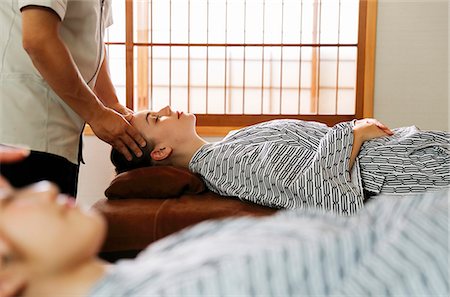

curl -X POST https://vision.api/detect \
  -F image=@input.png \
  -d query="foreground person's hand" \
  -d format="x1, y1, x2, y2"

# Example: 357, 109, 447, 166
0, 146, 29, 164
0, 145, 30, 193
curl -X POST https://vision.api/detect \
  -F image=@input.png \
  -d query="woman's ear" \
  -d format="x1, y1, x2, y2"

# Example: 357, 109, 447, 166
150, 146, 173, 161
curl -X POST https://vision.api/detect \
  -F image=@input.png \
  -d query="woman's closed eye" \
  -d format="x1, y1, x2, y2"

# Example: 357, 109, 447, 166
146, 114, 160, 124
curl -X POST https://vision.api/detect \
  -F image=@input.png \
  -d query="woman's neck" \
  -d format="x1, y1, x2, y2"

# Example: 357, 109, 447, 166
172, 136, 209, 168
23, 258, 108, 297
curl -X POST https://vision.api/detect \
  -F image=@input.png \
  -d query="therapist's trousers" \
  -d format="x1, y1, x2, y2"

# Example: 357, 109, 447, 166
0, 150, 80, 197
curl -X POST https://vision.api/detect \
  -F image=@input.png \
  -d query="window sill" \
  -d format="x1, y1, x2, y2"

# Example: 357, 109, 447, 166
83, 124, 240, 137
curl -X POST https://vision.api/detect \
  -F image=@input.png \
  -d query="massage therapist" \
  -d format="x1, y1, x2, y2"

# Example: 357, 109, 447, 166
0, 0, 146, 197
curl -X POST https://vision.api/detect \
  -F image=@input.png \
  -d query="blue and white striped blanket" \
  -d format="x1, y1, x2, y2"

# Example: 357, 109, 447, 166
90, 189, 449, 296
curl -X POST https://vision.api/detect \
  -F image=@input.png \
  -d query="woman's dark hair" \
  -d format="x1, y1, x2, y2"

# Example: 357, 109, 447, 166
111, 140, 154, 174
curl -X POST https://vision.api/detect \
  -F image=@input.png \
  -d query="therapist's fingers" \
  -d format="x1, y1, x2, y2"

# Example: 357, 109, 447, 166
125, 125, 147, 148
112, 124, 146, 161
123, 113, 134, 122
109, 102, 134, 118
0, 147, 29, 164
112, 141, 133, 162
112, 136, 142, 162
120, 132, 145, 159
90, 108, 146, 161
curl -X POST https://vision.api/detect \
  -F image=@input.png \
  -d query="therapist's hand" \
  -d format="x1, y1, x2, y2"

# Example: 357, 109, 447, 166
88, 107, 146, 161
108, 102, 134, 118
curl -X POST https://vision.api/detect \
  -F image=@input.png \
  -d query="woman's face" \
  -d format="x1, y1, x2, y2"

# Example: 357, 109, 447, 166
0, 182, 106, 273
131, 106, 197, 147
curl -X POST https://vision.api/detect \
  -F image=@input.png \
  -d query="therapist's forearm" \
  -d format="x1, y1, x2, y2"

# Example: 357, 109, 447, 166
93, 47, 120, 108
24, 40, 106, 123
22, 16, 105, 123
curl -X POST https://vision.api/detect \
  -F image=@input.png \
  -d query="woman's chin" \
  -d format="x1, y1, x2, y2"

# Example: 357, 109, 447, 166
86, 213, 108, 257
186, 112, 197, 123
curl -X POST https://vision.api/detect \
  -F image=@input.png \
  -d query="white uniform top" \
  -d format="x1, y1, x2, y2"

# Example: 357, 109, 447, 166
0, 0, 113, 164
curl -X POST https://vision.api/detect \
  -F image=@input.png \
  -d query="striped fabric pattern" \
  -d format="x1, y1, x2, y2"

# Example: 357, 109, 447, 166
358, 125, 450, 194
88, 189, 449, 297
189, 120, 449, 215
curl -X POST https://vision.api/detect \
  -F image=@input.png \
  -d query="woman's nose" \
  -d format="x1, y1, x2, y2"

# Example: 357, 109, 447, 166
161, 106, 172, 116
27, 181, 60, 203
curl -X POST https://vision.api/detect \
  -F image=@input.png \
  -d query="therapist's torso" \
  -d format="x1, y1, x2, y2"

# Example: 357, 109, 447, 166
0, 0, 113, 164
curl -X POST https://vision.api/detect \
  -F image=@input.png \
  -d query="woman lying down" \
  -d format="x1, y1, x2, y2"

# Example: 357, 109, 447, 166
112, 106, 449, 215
0, 179, 448, 296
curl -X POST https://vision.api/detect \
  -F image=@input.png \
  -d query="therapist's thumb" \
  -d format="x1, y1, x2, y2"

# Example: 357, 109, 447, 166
123, 113, 134, 123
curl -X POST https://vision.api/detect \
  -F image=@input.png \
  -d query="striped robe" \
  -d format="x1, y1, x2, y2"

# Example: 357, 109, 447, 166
88, 189, 449, 296
189, 120, 449, 215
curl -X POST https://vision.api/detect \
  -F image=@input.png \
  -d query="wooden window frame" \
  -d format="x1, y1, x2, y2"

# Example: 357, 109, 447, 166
94, 0, 377, 136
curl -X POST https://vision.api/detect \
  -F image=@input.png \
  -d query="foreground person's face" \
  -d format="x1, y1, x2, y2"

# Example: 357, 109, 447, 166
0, 182, 106, 273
